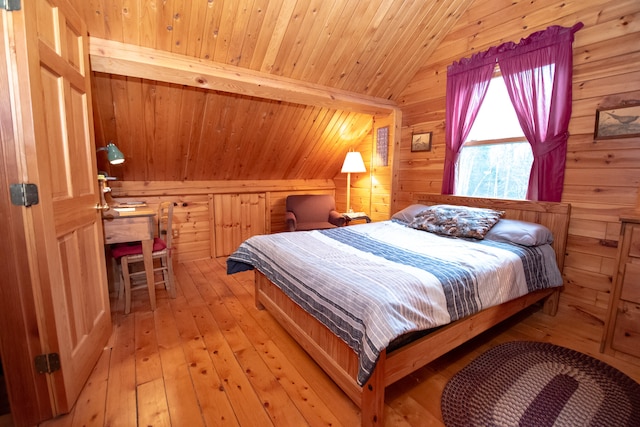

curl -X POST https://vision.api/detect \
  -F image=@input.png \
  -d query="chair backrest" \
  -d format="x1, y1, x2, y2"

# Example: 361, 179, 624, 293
286, 194, 336, 223
158, 202, 174, 248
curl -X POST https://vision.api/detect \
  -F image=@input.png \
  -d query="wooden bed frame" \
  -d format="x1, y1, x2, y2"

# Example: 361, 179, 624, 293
254, 194, 571, 426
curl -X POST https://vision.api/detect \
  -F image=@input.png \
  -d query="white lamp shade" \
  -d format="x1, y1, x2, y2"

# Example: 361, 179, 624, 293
341, 151, 366, 173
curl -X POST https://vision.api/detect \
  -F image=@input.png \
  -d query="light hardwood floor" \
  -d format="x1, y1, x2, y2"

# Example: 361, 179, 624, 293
28, 258, 640, 427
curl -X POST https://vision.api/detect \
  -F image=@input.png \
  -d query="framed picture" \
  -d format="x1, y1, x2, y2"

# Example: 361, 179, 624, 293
375, 126, 389, 166
411, 131, 432, 152
594, 104, 640, 140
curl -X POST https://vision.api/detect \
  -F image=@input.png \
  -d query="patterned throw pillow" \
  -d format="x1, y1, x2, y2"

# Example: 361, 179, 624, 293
408, 204, 504, 239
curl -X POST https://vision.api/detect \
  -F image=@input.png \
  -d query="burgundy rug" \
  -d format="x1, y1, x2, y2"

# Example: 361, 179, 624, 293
441, 341, 640, 427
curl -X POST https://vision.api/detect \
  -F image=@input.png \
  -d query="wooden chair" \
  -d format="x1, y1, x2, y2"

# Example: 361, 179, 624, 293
112, 202, 176, 314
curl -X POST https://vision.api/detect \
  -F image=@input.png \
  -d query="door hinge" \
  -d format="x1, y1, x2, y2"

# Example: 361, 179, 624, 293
10, 183, 39, 207
34, 353, 61, 374
0, 0, 20, 11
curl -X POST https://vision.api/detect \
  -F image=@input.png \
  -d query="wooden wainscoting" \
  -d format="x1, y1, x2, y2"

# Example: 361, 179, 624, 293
110, 179, 338, 260
39, 259, 640, 427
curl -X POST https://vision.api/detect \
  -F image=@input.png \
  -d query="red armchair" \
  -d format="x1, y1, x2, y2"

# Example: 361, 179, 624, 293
285, 194, 346, 231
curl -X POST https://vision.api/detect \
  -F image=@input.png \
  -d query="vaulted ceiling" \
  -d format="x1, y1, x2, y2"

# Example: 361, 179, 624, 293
69, 0, 471, 181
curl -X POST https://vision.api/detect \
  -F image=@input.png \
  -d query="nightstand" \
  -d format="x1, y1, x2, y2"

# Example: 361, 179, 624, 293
343, 212, 371, 225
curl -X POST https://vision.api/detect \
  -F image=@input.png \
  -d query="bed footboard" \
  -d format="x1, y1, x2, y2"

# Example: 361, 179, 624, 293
250, 195, 570, 426
253, 271, 557, 426
254, 271, 385, 425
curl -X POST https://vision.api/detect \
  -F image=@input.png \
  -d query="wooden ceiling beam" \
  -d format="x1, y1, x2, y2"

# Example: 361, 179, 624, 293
89, 38, 398, 116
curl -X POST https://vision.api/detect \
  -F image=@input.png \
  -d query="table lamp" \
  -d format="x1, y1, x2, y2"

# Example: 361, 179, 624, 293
97, 142, 125, 165
341, 151, 366, 213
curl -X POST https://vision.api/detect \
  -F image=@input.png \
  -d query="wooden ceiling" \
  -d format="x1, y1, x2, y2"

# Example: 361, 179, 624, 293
69, 0, 471, 181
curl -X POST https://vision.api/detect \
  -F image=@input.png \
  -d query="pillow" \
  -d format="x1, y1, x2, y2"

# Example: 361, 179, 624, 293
484, 219, 554, 246
391, 204, 429, 223
408, 204, 504, 240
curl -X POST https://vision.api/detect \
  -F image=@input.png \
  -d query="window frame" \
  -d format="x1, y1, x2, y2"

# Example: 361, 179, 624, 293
455, 68, 533, 200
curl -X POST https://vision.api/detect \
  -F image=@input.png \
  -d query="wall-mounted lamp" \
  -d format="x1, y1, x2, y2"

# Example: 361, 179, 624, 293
341, 151, 366, 213
97, 142, 125, 165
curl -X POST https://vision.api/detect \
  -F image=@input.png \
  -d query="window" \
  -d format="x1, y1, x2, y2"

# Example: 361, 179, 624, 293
444, 24, 580, 201
455, 72, 533, 199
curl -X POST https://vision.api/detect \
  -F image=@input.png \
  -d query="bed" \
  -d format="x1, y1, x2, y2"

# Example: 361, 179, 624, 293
227, 194, 571, 426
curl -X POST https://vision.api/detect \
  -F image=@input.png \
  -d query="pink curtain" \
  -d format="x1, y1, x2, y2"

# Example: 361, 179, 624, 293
500, 23, 583, 201
442, 23, 582, 200
442, 56, 495, 194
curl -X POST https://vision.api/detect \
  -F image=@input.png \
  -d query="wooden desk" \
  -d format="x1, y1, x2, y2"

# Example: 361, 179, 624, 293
102, 207, 158, 311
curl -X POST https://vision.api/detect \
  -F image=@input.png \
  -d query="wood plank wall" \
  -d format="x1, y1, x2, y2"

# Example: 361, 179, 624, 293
90, 71, 376, 183
371, 113, 398, 221
333, 111, 400, 221
396, 0, 640, 363
110, 180, 337, 260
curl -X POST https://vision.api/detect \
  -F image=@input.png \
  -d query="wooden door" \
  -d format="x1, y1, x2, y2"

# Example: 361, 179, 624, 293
0, 8, 53, 426
3, 0, 111, 418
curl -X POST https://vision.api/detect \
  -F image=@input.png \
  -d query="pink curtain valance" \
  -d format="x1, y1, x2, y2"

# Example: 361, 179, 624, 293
447, 23, 584, 76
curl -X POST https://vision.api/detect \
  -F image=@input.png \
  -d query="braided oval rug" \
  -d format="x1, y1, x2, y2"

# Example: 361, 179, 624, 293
441, 341, 640, 427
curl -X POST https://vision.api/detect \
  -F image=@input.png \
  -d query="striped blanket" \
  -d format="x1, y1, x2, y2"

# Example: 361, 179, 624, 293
227, 221, 562, 385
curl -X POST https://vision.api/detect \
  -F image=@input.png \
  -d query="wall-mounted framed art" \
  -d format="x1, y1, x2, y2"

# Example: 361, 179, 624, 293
411, 131, 432, 152
594, 103, 640, 140
375, 126, 389, 166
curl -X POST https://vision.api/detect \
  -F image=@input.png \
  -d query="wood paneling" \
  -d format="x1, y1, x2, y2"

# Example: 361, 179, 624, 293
71, 0, 469, 99
370, 114, 397, 222
63, 1, 462, 232
89, 38, 397, 115
64, 0, 470, 188
111, 179, 338, 259
214, 193, 267, 258
397, 0, 640, 368
91, 72, 377, 182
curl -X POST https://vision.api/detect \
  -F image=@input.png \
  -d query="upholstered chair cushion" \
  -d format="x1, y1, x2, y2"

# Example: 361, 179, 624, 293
285, 194, 346, 231
111, 237, 167, 259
